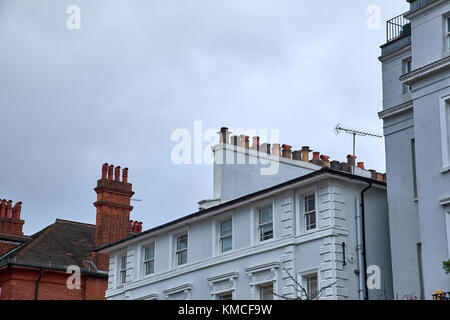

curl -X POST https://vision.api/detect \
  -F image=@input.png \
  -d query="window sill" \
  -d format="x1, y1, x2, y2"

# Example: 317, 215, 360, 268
441, 166, 450, 173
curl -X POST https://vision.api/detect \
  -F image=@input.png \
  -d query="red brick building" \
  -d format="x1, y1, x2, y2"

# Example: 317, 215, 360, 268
0, 163, 142, 300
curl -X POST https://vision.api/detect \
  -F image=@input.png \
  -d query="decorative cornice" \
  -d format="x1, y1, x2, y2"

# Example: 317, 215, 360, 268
378, 100, 414, 120
162, 283, 193, 296
378, 44, 411, 63
439, 196, 450, 207
207, 271, 239, 283
404, 0, 446, 20
245, 261, 280, 275
400, 55, 450, 85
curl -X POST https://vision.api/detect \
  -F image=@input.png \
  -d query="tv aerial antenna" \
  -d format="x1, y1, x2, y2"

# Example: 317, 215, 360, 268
335, 123, 382, 157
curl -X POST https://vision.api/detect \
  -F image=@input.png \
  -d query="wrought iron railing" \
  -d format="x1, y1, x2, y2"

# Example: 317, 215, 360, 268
386, 13, 410, 43
432, 291, 450, 300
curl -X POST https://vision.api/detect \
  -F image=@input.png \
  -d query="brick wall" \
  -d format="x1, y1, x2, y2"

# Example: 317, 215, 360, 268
0, 267, 107, 300
0, 241, 21, 256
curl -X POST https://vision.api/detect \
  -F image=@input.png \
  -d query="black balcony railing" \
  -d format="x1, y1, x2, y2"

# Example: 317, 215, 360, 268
386, 13, 410, 43
432, 291, 450, 300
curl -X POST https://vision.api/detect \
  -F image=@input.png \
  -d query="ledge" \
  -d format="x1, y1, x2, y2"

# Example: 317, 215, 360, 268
378, 100, 413, 120
400, 55, 450, 85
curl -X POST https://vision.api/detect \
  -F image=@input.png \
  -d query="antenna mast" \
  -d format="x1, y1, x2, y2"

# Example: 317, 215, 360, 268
335, 123, 382, 157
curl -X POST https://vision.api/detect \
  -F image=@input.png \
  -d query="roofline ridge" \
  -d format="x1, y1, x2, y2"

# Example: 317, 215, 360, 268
55, 218, 95, 227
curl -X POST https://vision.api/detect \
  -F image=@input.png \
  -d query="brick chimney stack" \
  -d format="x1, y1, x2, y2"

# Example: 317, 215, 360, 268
93, 163, 136, 270
0, 199, 25, 236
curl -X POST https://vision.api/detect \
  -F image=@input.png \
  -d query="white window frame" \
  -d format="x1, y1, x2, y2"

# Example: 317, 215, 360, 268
298, 268, 321, 300
175, 233, 188, 267
117, 253, 127, 287
220, 218, 233, 253
445, 16, 450, 52
169, 227, 189, 269
439, 94, 450, 172
212, 212, 235, 256
142, 241, 156, 277
296, 187, 318, 235
250, 199, 275, 246
258, 205, 274, 242
402, 57, 412, 93
258, 282, 274, 300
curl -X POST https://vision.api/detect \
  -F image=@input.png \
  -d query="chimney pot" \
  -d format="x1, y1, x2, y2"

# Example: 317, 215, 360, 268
129, 220, 133, 232
108, 165, 114, 180
138, 222, 143, 233
244, 136, 250, 149
12, 202, 22, 219
0, 199, 6, 218
260, 143, 271, 154
272, 143, 281, 156
122, 168, 128, 183
357, 162, 365, 170
330, 160, 341, 170
347, 155, 357, 166
252, 136, 260, 151
219, 127, 230, 144
281, 145, 292, 159
300, 146, 312, 162
320, 155, 330, 167
292, 151, 301, 161
231, 136, 239, 146
101, 163, 108, 179
376, 172, 383, 181
6, 200, 13, 218
312, 152, 320, 160
115, 166, 121, 181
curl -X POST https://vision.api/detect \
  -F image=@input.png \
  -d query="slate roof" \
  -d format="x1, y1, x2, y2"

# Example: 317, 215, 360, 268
0, 219, 106, 277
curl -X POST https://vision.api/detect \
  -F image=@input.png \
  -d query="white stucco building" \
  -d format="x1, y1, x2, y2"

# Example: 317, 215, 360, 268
96, 132, 393, 300
379, 0, 450, 299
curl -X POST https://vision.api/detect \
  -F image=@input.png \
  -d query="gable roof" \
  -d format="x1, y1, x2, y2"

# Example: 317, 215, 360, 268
96, 166, 386, 253
0, 219, 106, 277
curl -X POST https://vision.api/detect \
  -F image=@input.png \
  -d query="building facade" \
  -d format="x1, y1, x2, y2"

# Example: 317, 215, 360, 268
379, 0, 450, 299
98, 134, 393, 300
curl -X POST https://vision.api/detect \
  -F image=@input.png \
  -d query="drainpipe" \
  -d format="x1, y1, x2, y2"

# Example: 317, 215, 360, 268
34, 269, 43, 300
360, 182, 372, 300
355, 198, 364, 300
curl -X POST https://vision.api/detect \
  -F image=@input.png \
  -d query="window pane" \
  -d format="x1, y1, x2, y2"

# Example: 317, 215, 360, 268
120, 256, 126, 270
221, 235, 232, 252
261, 284, 273, 300
447, 17, 450, 33
306, 275, 318, 297
221, 219, 232, 236
305, 194, 315, 212
145, 245, 155, 260
178, 249, 187, 265
220, 293, 233, 300
259, 206, 272, 224
145, 260, 154, 275
177, 235, 187, 250
306, 212, 316, 230
260, 223, 273, 241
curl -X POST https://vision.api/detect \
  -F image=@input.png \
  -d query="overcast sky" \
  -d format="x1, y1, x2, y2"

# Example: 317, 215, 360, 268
0, 0, 409, 236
